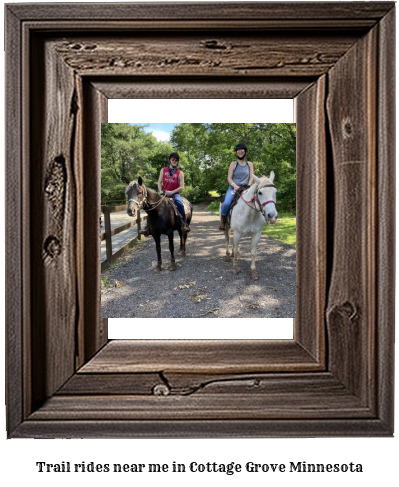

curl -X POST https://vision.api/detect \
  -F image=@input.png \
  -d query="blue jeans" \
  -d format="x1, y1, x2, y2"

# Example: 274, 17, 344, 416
172, 193, 187, 223
221, 186, 236, 216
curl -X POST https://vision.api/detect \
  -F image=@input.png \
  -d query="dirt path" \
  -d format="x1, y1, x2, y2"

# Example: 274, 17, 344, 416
101, 203, 296, 318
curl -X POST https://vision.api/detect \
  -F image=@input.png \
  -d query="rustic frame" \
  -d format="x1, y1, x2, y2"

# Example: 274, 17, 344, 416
5, 2, 395, 437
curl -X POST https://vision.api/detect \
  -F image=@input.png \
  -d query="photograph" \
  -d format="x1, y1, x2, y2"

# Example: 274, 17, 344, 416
101, 122, 296, 320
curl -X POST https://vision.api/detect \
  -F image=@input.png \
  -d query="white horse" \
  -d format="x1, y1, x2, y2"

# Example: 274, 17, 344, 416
224, 172, 278, 280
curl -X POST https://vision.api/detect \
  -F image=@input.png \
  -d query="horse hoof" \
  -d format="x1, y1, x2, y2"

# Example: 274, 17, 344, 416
155, 265, 162, 272
178, 249, 186, 256
250, 270, 259, 280
224, 255, 231, 262
169, 263, 177, 271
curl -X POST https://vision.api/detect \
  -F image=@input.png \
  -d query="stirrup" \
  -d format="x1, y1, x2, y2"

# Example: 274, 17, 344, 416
182, 224, 190, 233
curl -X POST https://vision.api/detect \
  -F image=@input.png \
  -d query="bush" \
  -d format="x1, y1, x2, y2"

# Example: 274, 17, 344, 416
183, 185, 209, 203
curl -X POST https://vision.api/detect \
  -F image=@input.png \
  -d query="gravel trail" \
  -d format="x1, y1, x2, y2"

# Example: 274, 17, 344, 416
101, 203, 296, 319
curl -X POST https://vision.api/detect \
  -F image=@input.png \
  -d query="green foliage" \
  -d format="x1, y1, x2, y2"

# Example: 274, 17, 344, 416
171, 123, 296, 212
207, 200, 221, 214
101, 122, 296, 211
101, 123, 172, 204
183, 185, 210, 204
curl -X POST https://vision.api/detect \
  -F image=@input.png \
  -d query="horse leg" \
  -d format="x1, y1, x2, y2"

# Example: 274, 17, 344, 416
178, 229, 186, 256
168, 232, 177, 271
153, 234, 162, 272
224, 227, 232, 262
232, 232, 242, 274
250, 231, 262, 280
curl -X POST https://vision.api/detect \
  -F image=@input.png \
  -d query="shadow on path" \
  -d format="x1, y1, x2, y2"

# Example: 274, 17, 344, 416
101, 203, 296, 319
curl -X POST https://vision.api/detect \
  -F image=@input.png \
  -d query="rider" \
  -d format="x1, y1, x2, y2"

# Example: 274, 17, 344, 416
219, 142, 254, 230
158, 152, 190, 233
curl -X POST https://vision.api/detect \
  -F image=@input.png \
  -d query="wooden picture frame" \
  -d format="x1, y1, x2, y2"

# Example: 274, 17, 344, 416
5, 2, 395, 438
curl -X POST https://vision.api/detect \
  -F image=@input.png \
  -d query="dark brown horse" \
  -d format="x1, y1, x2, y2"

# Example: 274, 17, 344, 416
126, 177, 193, 271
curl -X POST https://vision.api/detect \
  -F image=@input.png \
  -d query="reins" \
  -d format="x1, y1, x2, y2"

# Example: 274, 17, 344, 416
128, 185, 167, 212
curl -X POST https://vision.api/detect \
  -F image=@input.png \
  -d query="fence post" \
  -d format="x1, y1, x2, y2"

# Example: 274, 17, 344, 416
137, 210, 142, 240
103, 206, 113, 264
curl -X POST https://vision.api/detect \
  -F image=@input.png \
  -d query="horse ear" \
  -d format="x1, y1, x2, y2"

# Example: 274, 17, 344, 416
269, 171, 275, 183
253, 175, 260, 185
138, 176, 143, 186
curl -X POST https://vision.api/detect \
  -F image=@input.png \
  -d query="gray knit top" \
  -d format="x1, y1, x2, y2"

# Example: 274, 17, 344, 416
232, 161, 250, 186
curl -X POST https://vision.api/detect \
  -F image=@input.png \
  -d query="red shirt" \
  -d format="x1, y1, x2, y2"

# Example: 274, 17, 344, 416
162, 167, 181, 192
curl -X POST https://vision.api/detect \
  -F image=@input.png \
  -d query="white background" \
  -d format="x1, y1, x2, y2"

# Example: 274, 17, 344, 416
108, 98, 294, 339
1, 1, 398, 486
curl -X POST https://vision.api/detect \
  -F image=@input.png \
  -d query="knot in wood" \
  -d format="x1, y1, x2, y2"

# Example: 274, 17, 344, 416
44, 236, 61, 258
152, 384, 170, 396
202, 40, 227, 50
343, 120, 353, 137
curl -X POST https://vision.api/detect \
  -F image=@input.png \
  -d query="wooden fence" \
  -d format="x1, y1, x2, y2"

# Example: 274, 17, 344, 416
101, 204, 147, 272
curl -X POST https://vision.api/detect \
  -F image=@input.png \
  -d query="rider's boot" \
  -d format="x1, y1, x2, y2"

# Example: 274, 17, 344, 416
219, 215, 227, 231
182, 222, 190, 233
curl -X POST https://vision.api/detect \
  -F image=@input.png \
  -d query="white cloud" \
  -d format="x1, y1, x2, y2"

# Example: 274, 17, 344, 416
150, 130, 170, 142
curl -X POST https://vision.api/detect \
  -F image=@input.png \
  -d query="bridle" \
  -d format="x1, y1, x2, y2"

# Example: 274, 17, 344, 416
127, 184, 166, 212
255, 183, 277, 211
240, 183, 277, 217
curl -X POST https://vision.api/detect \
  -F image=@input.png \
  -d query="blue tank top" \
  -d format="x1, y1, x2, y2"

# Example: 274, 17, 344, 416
232, 161, 250, 186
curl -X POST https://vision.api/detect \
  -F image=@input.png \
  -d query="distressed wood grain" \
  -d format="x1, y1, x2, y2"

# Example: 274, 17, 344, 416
79, 340, 321, 374
30, 36, 78, 409
7, 2, 394, 22
54, 34, 360, 77
375, 5, 395, 430
326, 26, 377, 404
295, 76, 326, 363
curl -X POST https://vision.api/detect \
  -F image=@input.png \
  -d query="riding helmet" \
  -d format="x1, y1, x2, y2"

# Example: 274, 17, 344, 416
169, 152, 180, 161
234, 143, 247, 153
235, 143, 247, 160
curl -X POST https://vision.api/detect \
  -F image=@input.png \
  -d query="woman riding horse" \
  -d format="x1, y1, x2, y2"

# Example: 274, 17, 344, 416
158, 152, 190, 234
219, 142, 254, 230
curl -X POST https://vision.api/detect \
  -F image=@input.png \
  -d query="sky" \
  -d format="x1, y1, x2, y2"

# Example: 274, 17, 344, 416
132, 123, 177, 142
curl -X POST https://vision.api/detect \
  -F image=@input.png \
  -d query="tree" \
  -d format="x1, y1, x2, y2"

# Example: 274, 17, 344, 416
101, 123, 170, 203
170, 123, 296, 211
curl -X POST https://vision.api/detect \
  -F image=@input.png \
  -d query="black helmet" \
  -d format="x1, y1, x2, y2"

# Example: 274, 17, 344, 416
234, 143, 247, 152
169, 152, 180, 161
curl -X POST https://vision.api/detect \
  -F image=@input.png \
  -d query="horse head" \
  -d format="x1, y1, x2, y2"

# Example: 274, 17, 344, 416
253, 172, 278, 225
125, 177, 146, 218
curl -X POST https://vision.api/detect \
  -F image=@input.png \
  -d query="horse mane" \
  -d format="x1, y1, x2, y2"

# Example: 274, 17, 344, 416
125, 180, 137, 194
256, 176, 274, 188
242, 176, 273, 199
146, 186, 161, 203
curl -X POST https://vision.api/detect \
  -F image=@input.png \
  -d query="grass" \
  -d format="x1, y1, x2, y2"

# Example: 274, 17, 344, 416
207, 200, 221, 213
263, 213, 296, 248
207, 201, 296, 248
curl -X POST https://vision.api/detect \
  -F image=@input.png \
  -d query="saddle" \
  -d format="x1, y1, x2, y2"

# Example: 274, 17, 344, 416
166, 197, 185, 223
226, 185, 250, 227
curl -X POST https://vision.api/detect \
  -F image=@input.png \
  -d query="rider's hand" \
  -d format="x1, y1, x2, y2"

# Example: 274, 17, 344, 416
233, 184, 240, 192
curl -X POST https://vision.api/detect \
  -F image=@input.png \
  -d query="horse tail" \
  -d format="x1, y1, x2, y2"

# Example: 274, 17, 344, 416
182, 197, 193, 221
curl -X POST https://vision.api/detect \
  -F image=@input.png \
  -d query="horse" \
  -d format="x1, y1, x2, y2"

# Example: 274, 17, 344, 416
126, 177, 193, 272
223, 172, 278, 280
